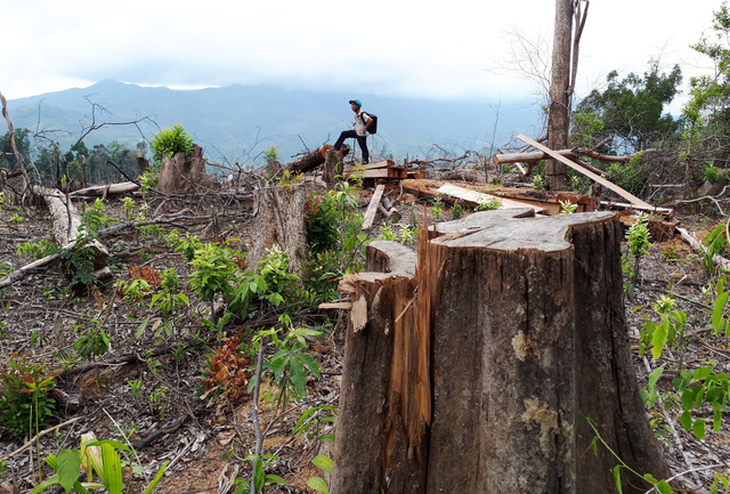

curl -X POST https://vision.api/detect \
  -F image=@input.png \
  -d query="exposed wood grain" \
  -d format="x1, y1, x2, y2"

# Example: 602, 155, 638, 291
362, 184, 385, 231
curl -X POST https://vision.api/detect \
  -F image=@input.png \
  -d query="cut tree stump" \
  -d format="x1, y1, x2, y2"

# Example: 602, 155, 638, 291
323, 146, 349, 187
284, 145, 349, 178
157, 144, 210, 194
331, 210, 669, 493
249, 183, 311, 277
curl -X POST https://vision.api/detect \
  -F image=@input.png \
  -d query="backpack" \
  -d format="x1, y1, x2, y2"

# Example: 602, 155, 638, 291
360, 111, 378, 134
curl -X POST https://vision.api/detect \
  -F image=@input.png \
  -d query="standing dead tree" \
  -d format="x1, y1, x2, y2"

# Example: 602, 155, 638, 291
0, 90, 30, 193
331, 208, 668, 493
546, 0, 589, 189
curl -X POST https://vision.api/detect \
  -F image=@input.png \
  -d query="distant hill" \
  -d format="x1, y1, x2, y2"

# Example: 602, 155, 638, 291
6, 80, 543, 166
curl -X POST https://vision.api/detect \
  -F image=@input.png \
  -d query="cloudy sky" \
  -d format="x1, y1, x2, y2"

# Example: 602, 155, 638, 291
0, 0, 721, 109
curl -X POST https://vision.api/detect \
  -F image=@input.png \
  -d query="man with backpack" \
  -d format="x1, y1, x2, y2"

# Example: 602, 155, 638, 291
333, 98, 376, 163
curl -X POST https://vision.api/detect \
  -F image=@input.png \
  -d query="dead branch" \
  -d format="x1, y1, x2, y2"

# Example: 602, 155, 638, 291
0, 253, 61, 290
0, 90, 30, 191
492, 148, 653, 166
671, 185, 729, 216
406, 151, 473, 168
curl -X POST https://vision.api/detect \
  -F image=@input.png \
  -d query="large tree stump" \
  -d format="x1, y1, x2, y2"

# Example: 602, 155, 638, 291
249, 183, 311, 277
331, 210, 669, 493
157, 144, 210, 194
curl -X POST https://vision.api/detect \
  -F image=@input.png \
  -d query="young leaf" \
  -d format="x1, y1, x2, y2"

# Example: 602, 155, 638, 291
57, 449, 82, 492
613, 465, 624, 494
692, 418, 706, 440
712, 290, 730, 333
312, 455, 334, 473
142, 461, 169, 494
29, 475, 62, 494
648, 366, 664, 388
307, 477, 330, 494
101, 443, 123, 494
266, 474, 286, 484
650, 321, 668, 360
656, 480, 673, 494
680, 411, 693, 432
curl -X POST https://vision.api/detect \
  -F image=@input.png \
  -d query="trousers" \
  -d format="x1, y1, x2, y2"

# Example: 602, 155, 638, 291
334, 130, 369, 163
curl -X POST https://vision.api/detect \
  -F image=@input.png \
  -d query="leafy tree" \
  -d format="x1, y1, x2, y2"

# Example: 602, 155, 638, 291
0, 128, 31, 169
575, 61, 683, 153
683, 2, 730, 169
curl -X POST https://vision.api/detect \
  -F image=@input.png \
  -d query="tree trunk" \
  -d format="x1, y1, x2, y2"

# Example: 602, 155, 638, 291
547, 0, 574, 190
249, 183, 311, 278
331, 210, 669, 493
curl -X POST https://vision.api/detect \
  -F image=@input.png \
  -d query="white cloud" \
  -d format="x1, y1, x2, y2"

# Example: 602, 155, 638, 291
0, 0, 724, 109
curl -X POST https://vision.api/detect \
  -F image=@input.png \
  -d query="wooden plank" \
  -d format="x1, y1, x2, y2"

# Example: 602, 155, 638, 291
436, 184, 543, 214
358, 168, 406, 179
362, 184, 386, 231
516, 134, 653, 209
344, 159, 395, 174
319, 301, 353, 310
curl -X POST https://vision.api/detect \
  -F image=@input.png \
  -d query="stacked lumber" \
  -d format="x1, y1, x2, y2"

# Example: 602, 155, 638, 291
343, 160, 406, 180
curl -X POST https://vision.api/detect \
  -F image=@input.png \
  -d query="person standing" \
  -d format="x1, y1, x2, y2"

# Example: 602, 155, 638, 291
333, 98, 372, 163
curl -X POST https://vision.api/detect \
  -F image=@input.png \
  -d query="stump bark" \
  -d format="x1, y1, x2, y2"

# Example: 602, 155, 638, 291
157, 144, 210, 194
331, 210, 669, 493
249, 183, 311, 277
323, 146, 349, 187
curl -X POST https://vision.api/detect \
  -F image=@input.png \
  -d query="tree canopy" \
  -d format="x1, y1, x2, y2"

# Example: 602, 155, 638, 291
574, 62, 683, 153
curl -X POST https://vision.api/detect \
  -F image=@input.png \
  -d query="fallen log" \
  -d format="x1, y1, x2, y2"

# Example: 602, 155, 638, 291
286, 145, 349, 176
0, 253, 61, 290
379, 193, 400, 221
31, 185, 110, 282
0, 168, 24, 184
677, 227, 730, 272
331, 211, 669, 493
436, 183, 545, 214
69, 181, 140, 198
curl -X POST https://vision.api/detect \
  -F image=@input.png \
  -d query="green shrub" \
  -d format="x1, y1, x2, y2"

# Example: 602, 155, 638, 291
150, 124, 194, 162
0, 356, 60, 436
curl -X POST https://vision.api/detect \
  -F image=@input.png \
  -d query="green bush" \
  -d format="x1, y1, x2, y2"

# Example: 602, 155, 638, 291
150, 124, 194, 162
0, 356, 60, 436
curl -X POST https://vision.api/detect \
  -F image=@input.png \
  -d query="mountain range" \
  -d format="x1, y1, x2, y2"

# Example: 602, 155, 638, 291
5, 80, 543, 166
